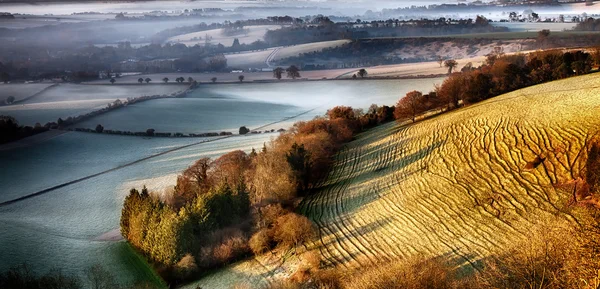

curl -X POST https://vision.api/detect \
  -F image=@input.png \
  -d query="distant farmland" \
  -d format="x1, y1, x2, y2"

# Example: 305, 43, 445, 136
0, 83, 187, 125
299, 73, 600, 270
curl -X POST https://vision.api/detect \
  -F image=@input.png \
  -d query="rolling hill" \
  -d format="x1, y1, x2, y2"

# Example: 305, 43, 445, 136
185, 73, 600, 288
300, 72, 600, 271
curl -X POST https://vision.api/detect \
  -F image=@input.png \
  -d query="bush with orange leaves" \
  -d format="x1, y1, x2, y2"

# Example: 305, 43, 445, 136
273, 213, 316, 249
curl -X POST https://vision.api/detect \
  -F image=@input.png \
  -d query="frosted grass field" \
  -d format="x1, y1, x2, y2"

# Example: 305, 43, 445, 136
0, 83, 54, 102
0, 83, 187, 125
0, 79, 444, 285
167, 25, 282, 47
76, 79, 445, 133
271, 40, 352, 61
0, 132, 273, 284
75, 97, 305, 134
0, 132, 209, 203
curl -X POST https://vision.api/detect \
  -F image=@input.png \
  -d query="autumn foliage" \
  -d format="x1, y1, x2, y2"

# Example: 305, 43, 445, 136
120, 105, 392, 285
394, 49, 595, 123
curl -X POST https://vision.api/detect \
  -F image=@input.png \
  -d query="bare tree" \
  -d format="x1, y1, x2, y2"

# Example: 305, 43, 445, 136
444, 59, 458, 74
286, 65, 301, 79
273, 67, 284, 80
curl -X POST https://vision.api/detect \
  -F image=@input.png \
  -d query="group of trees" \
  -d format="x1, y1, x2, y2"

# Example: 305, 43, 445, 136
393, 49, 595, 122
279, 37, 494, 69
264, 16, 505, 47
272, 66, 301, 80
120, 103, 396, 286
4, 95, 15, 104
352, 68, 368, 79
574, 17, 600, 31
0, 115, 49, 144
0, 41, 231, 82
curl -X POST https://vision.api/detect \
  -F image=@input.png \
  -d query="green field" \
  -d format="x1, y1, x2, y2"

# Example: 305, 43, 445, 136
115, 243, 167, 288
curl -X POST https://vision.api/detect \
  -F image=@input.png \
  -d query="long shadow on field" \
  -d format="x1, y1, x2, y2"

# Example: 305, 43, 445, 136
313, 214, 483, 270
305, 140, 444, 219
316, 215, 398, 265
251, 218, 400, 280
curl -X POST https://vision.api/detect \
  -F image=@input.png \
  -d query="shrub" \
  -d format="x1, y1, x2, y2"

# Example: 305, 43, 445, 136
302, 251, 321, 271
211, 234, 249, 264
256, 203, 286, 229
475, 219, 600, 289
239, 126, 250, 135
345, 256, 453, 289
249, 228, 272, 255
273, 213, 316, 248
175, 254, 198, 280
326, 106, 358, 120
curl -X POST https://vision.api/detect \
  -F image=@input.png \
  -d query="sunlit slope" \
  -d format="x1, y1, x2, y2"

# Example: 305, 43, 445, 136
301, 73, 600, 270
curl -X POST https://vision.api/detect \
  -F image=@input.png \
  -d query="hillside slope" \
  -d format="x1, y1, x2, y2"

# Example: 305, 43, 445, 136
184, 74, 600, 288
300, 73, 600, 271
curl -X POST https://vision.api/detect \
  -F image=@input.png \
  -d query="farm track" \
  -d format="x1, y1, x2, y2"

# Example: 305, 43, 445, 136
300, 74, 600, 270
0, 107, 319, 208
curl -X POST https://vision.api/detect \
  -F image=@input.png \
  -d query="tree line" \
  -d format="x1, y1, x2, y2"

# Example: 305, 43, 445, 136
264, 16, 505, 47
394, 48, 597, 122
574, 17, 600, 31
120, 104, 395, 286
0, 115, 49, 145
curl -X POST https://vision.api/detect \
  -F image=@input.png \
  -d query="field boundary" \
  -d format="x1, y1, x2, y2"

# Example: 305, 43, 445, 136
1, 83, 58, 106
0, 107, 318, 207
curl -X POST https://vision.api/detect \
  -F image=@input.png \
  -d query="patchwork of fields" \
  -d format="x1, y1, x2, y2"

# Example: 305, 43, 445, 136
166, 25, 282, 47
0, 83, 187, 125
300, 73, 600, 271
0, 83, 55, 103
0, 132, 274, 285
